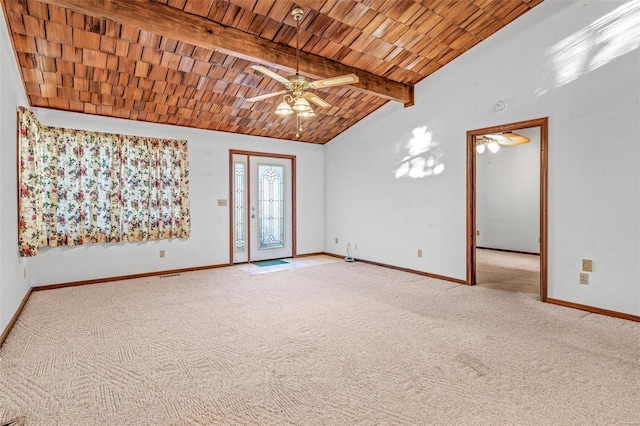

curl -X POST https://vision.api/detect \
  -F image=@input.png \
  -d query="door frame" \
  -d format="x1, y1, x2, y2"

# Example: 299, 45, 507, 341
466, 117, 548, 301
228, 150, 297, 264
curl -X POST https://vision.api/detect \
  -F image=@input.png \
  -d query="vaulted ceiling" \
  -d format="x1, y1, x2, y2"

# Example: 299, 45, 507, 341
2, 0, 542, 144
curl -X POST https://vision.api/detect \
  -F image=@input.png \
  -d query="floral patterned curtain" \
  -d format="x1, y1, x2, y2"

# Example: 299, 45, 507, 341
17, 108, 191, 257
121, 137, 190, 241
18, 108, 47, 256
40, 127, 123, 247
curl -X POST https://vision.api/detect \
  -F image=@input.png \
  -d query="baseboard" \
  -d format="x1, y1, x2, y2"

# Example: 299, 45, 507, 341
323, 252, 344, 259
32, 256, 328, 292
0, 287, 32, 348
477, 246, 540, 256
32, 263, 231, 292
294, 252, 325, 258
322, 252, 466, 285
324, 254, 638, 321
546, 298, 640, 323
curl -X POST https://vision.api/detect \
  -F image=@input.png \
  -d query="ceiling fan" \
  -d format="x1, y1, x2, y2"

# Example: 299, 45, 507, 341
476, 132, 531, 153
246, 7, 359, 137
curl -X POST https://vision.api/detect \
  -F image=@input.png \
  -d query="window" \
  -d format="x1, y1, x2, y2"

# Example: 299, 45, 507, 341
17, 108, 190, 257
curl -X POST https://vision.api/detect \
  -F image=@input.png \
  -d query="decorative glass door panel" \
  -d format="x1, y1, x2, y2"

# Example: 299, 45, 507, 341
233, 159, 248, 263
232, 154, 292, 263
258, 164, 285, 249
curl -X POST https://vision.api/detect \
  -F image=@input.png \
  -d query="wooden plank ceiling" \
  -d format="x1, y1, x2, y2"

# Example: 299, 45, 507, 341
2, 0, 542, 144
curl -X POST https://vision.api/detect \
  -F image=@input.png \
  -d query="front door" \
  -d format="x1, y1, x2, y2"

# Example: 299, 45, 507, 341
231, 153, 293, 263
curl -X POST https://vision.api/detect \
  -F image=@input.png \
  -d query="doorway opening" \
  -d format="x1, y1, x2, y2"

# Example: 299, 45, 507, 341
229, 150, 297, 265
466, 118, 548, 300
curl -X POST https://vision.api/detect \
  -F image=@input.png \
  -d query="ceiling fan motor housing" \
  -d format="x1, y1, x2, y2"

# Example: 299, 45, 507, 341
288, 74, 310, 95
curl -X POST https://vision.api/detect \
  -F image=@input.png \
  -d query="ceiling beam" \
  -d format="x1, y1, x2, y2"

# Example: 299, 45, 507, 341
36, 0, 414, 106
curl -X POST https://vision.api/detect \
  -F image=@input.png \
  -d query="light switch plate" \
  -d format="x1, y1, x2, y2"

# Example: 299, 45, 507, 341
582, 259, 593, 272
579, 273, 588, 285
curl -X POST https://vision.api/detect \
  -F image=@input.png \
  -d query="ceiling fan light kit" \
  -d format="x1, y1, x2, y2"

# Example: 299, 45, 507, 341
298, 109, 316, 118
246, 7, 359, 137
292, 97, 312, 113
275, 100, 294, 116
487, 140, 501, 153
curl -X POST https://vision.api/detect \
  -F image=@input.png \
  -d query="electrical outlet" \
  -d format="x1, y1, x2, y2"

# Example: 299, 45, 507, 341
23, 267, 27, 278
476, 230, 480, 236
582, 259, 593, 272
579, 273, 588, 285
417, 249, 423, 258
217, 199, 227, 206
335, 237, 338, 244
160, 250, 166, 258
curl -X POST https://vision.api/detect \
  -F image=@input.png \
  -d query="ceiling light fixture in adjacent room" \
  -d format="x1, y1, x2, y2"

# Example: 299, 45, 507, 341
476, 132, 531, 154
475, 138, 501, 154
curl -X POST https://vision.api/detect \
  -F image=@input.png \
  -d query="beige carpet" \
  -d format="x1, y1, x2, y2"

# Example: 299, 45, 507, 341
476, 248, 540, 294
1, 259, 639, 425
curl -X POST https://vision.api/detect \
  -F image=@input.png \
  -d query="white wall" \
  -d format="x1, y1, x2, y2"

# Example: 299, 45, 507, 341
0, 4, 31, 334
325, 0, 640, 316
27, 109, 324, 286
477, 127, 540, 253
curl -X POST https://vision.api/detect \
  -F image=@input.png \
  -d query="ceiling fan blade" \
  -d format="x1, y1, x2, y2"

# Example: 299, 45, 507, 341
482, 133, 512, 145
246, 90, 288, 102
250, 65, 291, 85
305, 92, 331, 108
309, 73, 359, 89
501, 132, 531, 146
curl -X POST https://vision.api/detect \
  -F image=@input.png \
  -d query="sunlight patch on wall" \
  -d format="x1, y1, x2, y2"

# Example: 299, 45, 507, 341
394, 125, 445, 179
546, 0, 640, 89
